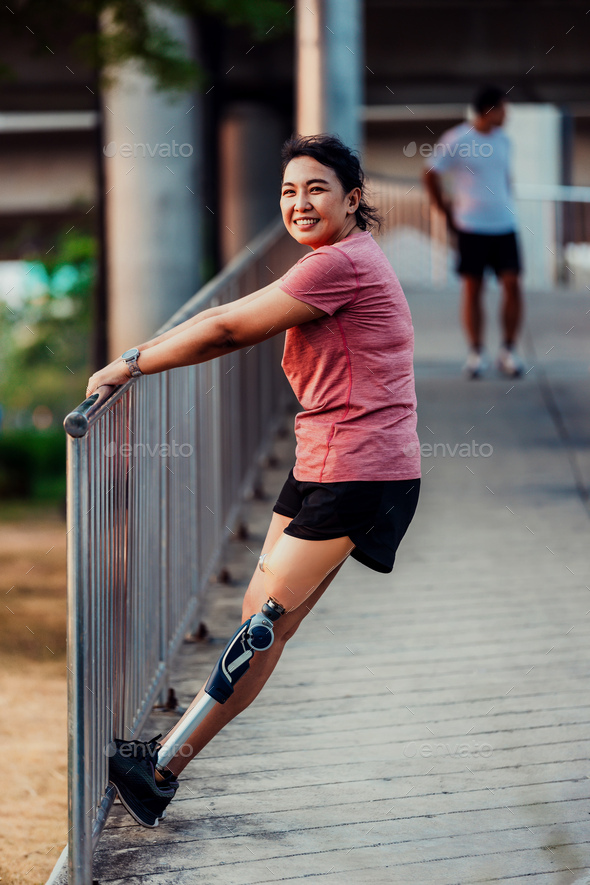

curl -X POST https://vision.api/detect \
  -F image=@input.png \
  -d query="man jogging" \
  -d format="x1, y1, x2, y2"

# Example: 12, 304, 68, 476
424, 85, 524, 379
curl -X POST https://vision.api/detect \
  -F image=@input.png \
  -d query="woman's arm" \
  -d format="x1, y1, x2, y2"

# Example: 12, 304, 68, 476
136, 279, 279, 353
89, 280, 281, 381
86, 286, 325, 393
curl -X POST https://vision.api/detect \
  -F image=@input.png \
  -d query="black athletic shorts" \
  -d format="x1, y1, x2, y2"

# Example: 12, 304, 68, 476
273, 468, 420, 574
456, 230, 522, 278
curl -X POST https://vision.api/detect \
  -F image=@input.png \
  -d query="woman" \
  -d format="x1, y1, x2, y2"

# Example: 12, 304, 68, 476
87, 134, 421, 828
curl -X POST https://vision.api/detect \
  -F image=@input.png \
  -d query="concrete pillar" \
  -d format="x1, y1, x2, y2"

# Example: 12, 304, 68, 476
504, 104, 562, 288
324, 0, 363, 151
102, 8, 203, 360
296, 0, 324, 138
504, 104, 561, 188
218, 103, 284, 264
296, 0, 364, 151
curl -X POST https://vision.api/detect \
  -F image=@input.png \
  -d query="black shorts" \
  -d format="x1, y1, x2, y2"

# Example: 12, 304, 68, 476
273, 468, 420, 574
457, 230, 521, 278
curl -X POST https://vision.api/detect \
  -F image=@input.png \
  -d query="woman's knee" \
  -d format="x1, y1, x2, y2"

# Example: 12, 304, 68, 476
238, 594, 302, 650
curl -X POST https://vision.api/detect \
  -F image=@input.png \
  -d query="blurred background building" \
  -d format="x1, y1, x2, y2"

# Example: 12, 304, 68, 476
1, 0, 590, 483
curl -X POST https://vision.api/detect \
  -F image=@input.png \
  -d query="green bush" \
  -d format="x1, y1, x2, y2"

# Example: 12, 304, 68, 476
0, 227, 94, 505
0, 229, 95, 430
0, 430, 66, 501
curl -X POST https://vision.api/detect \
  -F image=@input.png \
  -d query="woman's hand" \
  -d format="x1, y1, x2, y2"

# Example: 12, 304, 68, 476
85, 360, 131, 398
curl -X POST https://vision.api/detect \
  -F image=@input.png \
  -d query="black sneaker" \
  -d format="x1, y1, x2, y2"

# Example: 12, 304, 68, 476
107, 733, 179, 828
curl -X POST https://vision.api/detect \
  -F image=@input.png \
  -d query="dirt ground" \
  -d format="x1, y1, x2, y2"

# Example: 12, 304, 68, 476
0, 507, 68, 885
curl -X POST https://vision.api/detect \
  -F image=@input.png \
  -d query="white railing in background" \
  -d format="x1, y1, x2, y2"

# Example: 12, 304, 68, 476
369, 174, 590, 292
56, 219, 303, 885
369, 175, 453, 287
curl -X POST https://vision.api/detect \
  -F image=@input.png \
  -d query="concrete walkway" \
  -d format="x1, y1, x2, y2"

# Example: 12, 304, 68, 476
93, 282, 590, 885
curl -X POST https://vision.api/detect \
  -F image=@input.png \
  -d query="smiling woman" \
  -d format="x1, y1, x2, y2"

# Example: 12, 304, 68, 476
279, 133, 381, 247
280, 159, 360, 246
89, 134, 422, 831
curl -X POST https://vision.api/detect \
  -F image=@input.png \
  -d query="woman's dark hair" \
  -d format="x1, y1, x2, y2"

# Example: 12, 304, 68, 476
280, 134, 382, 232
473, 85, 505, 116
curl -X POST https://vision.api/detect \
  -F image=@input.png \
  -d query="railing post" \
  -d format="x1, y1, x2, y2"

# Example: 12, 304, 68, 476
66, 437, 93, 884
210, 356, 223, 553
188, 365, 199, 625
159, 373, 169, 704
553, 198, 564, 285
430, 203, 449, 287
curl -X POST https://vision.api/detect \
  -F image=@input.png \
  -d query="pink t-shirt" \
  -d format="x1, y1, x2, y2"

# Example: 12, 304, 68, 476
279, 230, 421, 482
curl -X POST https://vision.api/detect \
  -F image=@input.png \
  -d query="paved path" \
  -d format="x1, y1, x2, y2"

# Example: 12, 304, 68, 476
93, 283, 590, 885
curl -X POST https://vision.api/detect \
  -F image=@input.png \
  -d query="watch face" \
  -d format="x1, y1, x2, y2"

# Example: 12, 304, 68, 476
121, 348, 140, 360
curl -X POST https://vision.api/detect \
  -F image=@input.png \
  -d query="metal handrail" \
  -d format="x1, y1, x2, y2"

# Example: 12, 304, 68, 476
56, 217, 304, 884
63, 384, 121, 438
514, 182, 590, 202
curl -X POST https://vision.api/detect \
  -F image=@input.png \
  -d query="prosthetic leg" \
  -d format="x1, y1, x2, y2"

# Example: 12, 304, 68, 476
156, 596, 286, 768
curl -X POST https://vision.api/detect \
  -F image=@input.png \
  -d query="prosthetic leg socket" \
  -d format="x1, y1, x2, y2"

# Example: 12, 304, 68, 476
157, 598, 285, 768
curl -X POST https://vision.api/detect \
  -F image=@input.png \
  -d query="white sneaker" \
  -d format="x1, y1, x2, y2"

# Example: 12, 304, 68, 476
497, 346, 524, 378
463, 349, 487, 379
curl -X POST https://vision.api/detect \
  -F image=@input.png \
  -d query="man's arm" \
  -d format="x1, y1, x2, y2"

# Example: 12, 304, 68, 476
423, 167, 456, 232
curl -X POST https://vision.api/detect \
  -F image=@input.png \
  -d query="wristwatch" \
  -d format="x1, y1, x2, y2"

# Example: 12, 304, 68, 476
121, 347, 143, 378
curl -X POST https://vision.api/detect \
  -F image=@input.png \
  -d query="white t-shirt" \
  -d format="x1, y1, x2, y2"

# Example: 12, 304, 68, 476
428, 122, 517, 234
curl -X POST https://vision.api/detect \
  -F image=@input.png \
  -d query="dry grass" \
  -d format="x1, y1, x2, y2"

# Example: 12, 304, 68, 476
0, 507, 68, 885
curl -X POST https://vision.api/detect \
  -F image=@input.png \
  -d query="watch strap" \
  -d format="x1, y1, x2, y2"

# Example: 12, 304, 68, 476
121, 350, 143, 377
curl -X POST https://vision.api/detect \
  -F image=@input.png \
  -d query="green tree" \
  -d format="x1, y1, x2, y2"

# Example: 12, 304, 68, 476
4, 0, 293, 92
0, 230, 95, 427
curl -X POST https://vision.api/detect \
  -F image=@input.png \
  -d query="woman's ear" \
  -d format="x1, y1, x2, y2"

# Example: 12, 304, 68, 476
348, 188, 361, 213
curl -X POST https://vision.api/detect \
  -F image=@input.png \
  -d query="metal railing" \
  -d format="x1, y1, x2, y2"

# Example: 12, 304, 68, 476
57, 218, 304, 884
368, 173, 590, 292
368, 174, 452, 287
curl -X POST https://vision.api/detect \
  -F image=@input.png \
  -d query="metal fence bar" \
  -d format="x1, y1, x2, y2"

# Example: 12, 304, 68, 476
65, 437, 92, 883
58, 218, 304, 884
